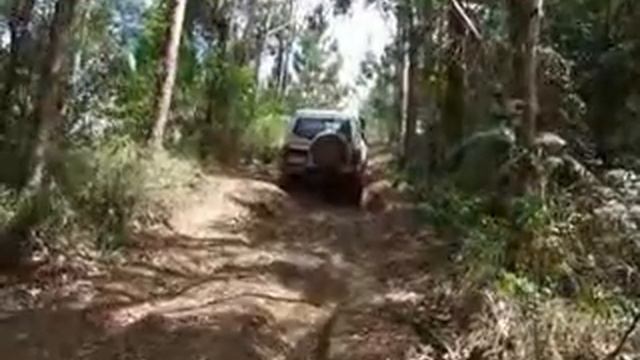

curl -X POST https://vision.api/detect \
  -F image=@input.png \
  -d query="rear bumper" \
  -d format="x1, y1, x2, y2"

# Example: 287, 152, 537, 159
279, 147, 365, 178
281, 163, 359, 176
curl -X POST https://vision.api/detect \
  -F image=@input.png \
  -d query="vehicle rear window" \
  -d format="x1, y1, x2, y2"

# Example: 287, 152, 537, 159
293, 117, 351, 140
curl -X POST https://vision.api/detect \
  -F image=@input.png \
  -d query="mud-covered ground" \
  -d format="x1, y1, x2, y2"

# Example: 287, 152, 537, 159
0, 153, 456, 360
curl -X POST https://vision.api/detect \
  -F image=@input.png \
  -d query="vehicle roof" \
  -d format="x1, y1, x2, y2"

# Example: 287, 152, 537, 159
293, 108, 352, 120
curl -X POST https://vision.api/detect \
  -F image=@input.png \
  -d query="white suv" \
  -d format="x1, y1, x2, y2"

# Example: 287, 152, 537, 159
279, 109, 368, 203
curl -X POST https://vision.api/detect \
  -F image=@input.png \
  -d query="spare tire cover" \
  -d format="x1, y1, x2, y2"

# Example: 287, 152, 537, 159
310, 131, 349, 169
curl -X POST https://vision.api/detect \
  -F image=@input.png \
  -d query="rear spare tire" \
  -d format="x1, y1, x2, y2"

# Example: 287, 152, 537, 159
310, 133, 349, 170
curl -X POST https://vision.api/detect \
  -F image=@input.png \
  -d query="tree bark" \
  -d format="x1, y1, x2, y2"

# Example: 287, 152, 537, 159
271, 34, 286, 92
521, 0, 543, 148
507, 0, 543, 148
419, 0, 439, 171
442, 4, 466, 150
24, 0, 78, 193
280, 24, 297, 96
270, 27, 295, 97
403, 11, 419, 163
0, 0, 36, 140
240, 0, 258, 67
149, 0, 188, 150
269, 0, 296, 97
393, 3, 409, 148
506, 0, 544, 196
253, 35, 265, 85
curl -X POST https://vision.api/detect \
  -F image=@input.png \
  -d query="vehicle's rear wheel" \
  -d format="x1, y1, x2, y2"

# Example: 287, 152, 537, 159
345, 173, 363, 207
278, 173, 297, 191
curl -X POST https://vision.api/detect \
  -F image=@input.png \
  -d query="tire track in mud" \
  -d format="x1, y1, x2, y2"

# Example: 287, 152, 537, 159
0, 156, 445, 360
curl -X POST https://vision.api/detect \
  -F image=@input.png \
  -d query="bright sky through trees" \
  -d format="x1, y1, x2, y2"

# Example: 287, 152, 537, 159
257, 0, 393, 112
330, 0, 393, 111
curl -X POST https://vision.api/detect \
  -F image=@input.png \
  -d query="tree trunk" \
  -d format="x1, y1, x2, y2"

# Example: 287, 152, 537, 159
403, 14, 419, 163
419, 0, 439, 172
271, 34, 286, 92
252, 9, 276, 87
0, 0, 36, 140
270, 29, 294, 97
507, 0, 543, 195
442, 4, 466, 150
280, 25, 296, 96
393, 3, 409, 149
253, 32, 266, 86
24, 0, 78, 193
149, 0, 188, 150
507, 0, 542, 148
521, 0, 543, 148
240, 0, 258, 67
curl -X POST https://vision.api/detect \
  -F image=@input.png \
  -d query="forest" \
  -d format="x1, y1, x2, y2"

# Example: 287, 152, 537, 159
1, 0, 640, 359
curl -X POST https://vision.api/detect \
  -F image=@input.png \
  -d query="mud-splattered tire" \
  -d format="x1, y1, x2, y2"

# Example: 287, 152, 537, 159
346, 174, 363, 206
278, 173, 296, 191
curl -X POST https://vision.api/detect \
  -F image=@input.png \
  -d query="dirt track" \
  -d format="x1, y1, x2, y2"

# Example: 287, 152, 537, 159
0, 156, 453, 360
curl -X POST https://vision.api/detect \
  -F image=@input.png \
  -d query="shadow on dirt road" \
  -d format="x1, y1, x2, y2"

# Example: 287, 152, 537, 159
0, 150, 454, 360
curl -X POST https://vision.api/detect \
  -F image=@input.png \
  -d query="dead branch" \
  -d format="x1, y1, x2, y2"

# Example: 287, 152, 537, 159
604, 311, 640, 360
449, 0, 482, 41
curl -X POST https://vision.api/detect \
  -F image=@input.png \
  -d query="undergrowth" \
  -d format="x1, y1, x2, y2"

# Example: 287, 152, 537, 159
1, 138, 202, 255
240, 110, 287, 164
410, 174, 640, 359
0, 186, 18, 228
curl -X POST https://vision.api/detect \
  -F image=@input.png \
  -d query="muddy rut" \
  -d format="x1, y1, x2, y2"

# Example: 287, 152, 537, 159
0, 161, 451, 360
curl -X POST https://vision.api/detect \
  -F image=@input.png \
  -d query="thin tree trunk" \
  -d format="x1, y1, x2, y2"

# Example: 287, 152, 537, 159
393, 3, 408, 147
253, 10, 276, 87
280, 25, 297, 96
507, 0, 543, 195
420, 0, 438, 171
240, 0, 258, 66
404, 15, 419, 162
271, 34, 286, 92
507, 0, 525, 100
592, 0, 615, 161
149, 0, 188, 150
253, 37, 265, 86
442, 4, 466, 150
507, 0, 540, 147
24, 0, 78, 193
0, 0, 36, 139
522, 0, 543, 148
280, 0, 296, 96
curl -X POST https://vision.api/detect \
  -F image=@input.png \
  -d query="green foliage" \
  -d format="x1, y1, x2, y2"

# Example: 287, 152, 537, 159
194, 56, 259, 161
497, 271, 546, 300
418, 186, 512, 281
288, 6, 351, 109
359, 46, 401, 143
107, 0, 203, 141
417, 185, 485, 232
361, 60, 396, 142
511, 194, 551, 234
576, 284, 632, 319
241, 92, 288, 163
546, 0, 640, 158
0, 186, 18, 228
45, 137, 200, 251
108, 2, 168, 140
417, 180, 576, 294
209, 61, 257, 130
54, 138, 144, 250
415, 176, 640, 326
